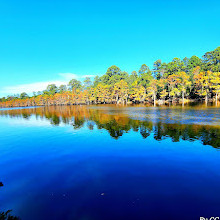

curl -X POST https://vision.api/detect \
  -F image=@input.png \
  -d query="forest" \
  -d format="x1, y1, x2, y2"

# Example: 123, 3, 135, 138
0, 46, 220, 108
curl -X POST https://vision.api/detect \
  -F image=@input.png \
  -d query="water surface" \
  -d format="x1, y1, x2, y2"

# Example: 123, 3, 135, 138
0, 104, 220, 220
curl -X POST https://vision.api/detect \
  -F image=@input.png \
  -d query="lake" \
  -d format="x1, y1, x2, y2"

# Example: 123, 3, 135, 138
0, 104, 220, 220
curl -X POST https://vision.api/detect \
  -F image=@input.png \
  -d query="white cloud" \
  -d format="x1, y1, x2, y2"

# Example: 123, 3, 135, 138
59, 73, 95, 80
59, 73, 79, 81
1, 81, 66, 95
0, 73, 96, 97
83, 74, 96, 78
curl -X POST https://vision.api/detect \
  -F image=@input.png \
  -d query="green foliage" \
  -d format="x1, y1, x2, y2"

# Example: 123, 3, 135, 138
100, 65, 123, 85
188, 56, 202, 71
126, 71, 138, 89
83, 77, 92, 90
46, 84, 58, 95
59, 85, 67, 93
68, 79, 82, 91
165, 58, 185, 76
203, 47, 220, 72
93, 76, 101, 87
138, 64, 150, 75
20, 92, 29, 99
106, 65, 121, 77
153, 60, 167, 79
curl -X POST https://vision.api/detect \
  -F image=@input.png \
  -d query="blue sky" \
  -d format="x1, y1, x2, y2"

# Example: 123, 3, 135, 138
0, 0, 219, 97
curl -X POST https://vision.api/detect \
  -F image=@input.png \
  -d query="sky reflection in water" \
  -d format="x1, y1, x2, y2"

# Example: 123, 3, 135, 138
0, 105, 220, 220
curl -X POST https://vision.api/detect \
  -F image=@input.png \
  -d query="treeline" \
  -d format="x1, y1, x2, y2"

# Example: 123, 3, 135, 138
1, 47, 220, 108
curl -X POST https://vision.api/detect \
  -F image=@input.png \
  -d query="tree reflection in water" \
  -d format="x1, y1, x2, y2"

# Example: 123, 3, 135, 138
0, 105, 219, 148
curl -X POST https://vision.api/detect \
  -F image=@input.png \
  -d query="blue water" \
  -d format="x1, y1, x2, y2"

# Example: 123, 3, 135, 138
0, 105, 220, 220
